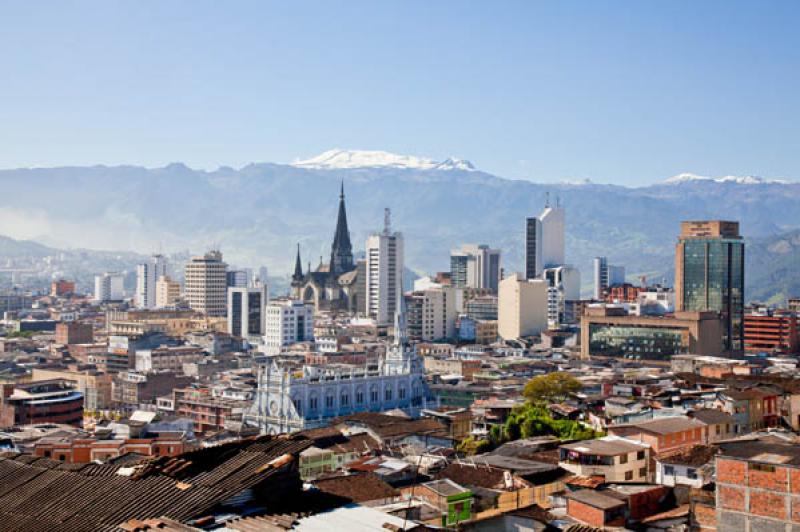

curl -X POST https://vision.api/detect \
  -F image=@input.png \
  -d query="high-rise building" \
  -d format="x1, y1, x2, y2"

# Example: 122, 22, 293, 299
592, 257, 626, 300
155, 275, 181, 308
365, 211, 404, 326
498, 273, 548, 341
258, 266, 269, 285
450, 244, 501, 293
524, 217, 542, 280
135, 255, 168, 309
263, 299, 314, 355
544, 265, 581, 327
675, 221, 745, 352
228, 284, 268, 342
226, 270, 250, 288
540, 203, 565, 269
525, 199, 565, 279
404, 286, 462, 342
94, 272, 125, 302
184, 251, 228, 317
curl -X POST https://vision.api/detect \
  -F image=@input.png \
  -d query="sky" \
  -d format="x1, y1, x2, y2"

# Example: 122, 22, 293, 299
0, 1, 799, 186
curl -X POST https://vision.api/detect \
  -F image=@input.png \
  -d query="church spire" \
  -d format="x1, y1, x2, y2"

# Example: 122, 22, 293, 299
292, 243, 303, 282
330, 181, 354, 274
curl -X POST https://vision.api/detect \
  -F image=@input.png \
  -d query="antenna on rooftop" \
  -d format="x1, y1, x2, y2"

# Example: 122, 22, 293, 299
545, 191, 550, 208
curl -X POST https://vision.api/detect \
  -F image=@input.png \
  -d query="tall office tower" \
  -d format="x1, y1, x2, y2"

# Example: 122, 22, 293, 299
593, 257, 626, 300
539, 202, 565, 269
228, 284, 268, 342
94, 272, 125, 302
450, 244, 502, 293
258, 266, 269, 285
525, 198, 566, 278
135, 254, 168, 309
404, 286, 463, 342
184, 250, 228, 317
226, 270, 249, 288
155, 275, 181, 308
524, 217, 542, 280
498, 273, 548, 341
263, 299, 315, 355
365, 210, 404, 326
675, 221, 745, 352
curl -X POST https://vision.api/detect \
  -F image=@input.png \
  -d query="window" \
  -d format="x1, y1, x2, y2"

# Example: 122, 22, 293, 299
385, 389, 393, 401
664, 465, 675, 476
325, 396, 334, 408
356, 390, 364, 404
341, 393, 349, 406
749, 463, 775, 473
637, 450, 645, 460
309, 397, 318, 410
619, 454, 628, 464
371, 389, 378, 402
639, 467, 647, 478
625, 471, 633, 481
687, 468, 698, 480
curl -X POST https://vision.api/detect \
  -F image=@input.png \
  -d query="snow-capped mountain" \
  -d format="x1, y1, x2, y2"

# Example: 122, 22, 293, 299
663, 173, 787, 185
291, 149, 476, 171
1, 155, 800, 302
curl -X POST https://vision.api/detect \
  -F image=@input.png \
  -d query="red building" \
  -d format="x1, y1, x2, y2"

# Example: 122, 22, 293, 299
50, 279, 76, 297
0, 380, 83, 428
744, 310, 799, 354
34, 436, 189, 463
604, 283, 644, 303
173, 388, 249, 432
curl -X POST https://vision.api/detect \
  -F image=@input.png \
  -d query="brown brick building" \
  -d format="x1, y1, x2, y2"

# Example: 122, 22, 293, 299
55, 322, 94, 346
716, 439, 800, 530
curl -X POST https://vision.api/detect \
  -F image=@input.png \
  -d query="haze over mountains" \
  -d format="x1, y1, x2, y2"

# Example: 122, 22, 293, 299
1, 149, 799, 303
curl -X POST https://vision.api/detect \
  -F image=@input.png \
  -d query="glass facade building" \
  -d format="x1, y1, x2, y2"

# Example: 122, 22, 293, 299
588, 323, 688, 359
677, 222, 744, 352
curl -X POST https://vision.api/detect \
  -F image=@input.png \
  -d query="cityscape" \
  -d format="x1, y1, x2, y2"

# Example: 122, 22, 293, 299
2, 2, 800, 532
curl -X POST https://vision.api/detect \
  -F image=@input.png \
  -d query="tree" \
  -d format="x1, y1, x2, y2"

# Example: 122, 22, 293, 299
523, 372, 582, 405
504, 417, 521, 441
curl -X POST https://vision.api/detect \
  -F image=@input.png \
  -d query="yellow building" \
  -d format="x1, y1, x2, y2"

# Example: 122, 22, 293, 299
498, 273, 548, 341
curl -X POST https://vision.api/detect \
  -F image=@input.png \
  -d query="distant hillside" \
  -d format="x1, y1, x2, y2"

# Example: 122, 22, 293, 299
747, 230, 800, 304
0, 150, 799, 302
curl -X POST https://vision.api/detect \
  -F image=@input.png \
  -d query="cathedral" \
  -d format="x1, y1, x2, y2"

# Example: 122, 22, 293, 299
291, 183, 363, 313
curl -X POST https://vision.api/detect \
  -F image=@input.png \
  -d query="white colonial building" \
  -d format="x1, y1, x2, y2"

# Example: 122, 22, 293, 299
245, 325, 431, 434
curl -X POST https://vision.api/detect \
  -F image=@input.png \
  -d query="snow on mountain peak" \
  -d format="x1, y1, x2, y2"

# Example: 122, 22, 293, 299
663, 173, 786, 185
291, 149, 476, 171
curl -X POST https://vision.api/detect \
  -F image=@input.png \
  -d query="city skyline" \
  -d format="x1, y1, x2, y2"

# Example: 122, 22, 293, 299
2, 4, 800, 531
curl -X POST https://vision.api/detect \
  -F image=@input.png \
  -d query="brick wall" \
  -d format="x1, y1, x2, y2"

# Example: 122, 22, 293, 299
716, 455, 800, 529
749, 490, 786, 520
566, 499, 607, 528
719, 485, 745, 511
717, 458, 746, 483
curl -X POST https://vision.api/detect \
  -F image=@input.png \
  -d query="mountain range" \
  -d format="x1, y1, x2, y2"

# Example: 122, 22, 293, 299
1, 149, 799, 303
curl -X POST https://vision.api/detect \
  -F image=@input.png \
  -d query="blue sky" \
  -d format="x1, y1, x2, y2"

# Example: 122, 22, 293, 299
0, 1, 798, 185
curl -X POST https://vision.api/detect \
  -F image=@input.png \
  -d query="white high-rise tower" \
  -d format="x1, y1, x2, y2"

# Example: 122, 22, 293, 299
525, 196, 565, 278
365, 209, 404, 326
136, 254, 168, 309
